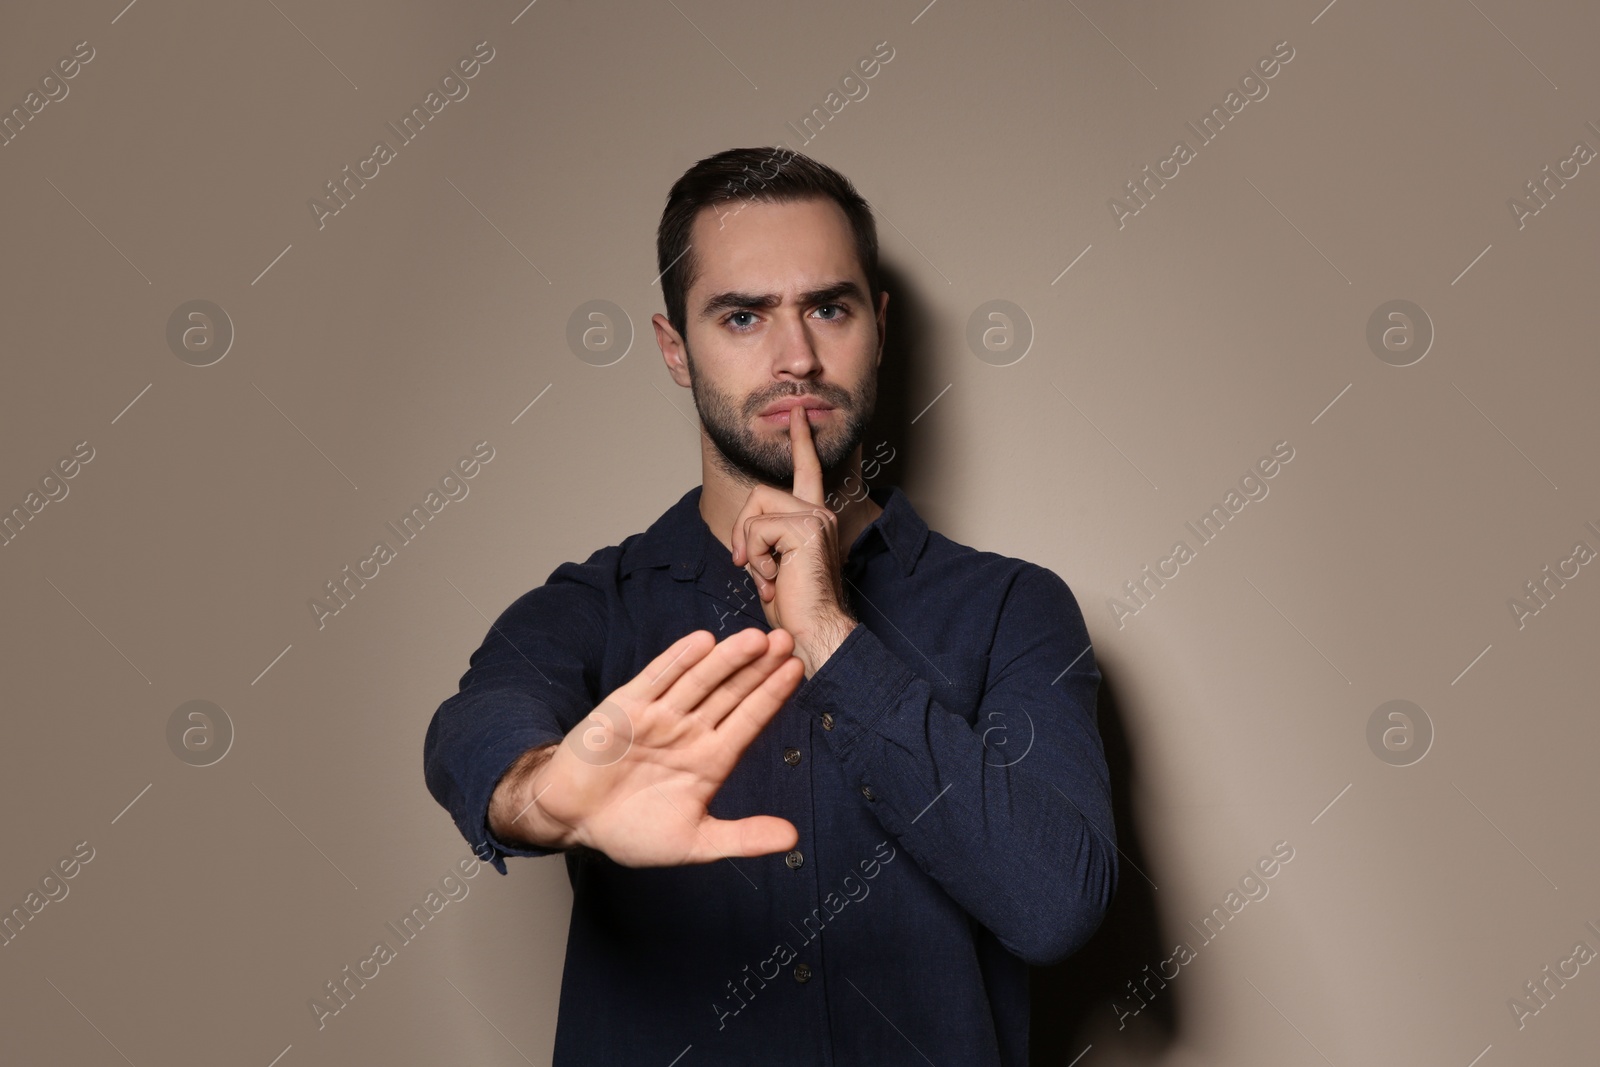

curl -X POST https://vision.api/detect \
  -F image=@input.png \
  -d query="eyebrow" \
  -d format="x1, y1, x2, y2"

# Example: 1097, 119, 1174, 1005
698, 280, 866, 321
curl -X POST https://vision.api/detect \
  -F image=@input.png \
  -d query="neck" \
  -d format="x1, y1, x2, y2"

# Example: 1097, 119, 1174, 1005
697, 434, 883, 566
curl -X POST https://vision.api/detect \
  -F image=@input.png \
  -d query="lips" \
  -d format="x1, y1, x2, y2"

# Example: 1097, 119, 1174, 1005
761, 406, 838, 428
757, 397, 834, 418
758, 405, 833, 426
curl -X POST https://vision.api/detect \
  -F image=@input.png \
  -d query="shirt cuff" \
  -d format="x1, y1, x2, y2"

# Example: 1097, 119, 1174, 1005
466, 728, 567, 875
797, 622, 917, 750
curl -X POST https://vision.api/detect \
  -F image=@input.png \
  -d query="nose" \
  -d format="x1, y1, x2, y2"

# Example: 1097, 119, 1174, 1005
770, 311, 824, 380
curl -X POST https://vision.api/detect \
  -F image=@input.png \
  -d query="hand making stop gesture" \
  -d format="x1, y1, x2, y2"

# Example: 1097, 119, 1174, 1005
492, 626, 806, 867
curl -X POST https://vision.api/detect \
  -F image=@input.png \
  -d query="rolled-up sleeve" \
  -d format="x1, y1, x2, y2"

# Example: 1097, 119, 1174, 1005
807, 562, 1117, 965
423, 560, 608, 875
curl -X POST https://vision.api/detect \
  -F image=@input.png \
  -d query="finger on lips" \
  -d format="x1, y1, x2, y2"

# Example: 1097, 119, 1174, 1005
732, 399, 825, 566
787, 399, 824, 505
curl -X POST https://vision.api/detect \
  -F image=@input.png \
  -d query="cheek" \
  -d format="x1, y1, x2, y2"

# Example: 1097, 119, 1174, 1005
843, 374, 875, 414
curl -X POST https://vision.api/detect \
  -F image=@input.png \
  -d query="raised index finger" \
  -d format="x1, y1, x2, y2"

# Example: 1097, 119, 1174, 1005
788, 400, 824, 505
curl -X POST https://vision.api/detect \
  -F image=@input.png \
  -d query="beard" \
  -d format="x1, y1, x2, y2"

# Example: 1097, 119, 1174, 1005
684, 344, 876, 490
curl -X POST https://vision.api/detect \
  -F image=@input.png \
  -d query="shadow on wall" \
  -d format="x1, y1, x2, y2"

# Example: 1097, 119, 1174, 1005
864, 262, 1170, 1059
1032, 663, 1173, 1062
860, 261, 923, 486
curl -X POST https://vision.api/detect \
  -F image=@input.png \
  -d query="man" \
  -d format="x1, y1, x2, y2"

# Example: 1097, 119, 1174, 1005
423, 146, 1116, 1066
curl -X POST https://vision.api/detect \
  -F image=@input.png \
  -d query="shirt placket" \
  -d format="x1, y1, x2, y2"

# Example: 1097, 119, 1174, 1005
695, 562, 835, 1065
791, 706, 835, 1066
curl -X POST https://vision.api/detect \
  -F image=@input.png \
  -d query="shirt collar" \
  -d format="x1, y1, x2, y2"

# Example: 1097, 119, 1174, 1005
620, 482, 928, 581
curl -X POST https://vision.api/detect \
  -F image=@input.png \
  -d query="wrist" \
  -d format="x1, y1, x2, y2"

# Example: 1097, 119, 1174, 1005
488, 743, 574, 850
797, 610, 858, 674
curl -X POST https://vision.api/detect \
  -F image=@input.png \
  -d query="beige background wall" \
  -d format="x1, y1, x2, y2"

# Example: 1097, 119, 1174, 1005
3, 0, 1597, 1063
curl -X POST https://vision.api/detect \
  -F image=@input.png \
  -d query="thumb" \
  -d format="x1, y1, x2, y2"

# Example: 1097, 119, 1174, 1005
693, 815, 799, 861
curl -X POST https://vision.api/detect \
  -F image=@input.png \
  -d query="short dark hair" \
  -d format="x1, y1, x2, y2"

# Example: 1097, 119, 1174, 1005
656, 147, 881, 340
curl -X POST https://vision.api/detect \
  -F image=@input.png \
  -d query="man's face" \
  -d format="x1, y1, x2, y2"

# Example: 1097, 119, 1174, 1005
669, 196, 885, 489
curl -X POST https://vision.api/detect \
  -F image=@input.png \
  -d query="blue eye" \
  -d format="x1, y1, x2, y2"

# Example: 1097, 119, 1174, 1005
724, 304, 849, 332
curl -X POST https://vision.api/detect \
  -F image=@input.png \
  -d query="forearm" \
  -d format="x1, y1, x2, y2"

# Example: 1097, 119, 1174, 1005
810, 622, 1117, 965
486, 742, 574, 851
840, 704, 1116, 964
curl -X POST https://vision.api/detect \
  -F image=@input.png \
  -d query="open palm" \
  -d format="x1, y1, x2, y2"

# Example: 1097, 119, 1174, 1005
528, 626, 804, 867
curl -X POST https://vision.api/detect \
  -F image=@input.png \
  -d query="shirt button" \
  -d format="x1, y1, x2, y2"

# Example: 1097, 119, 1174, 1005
785, 849, 804, 869
860, 784, 875, 801
794, 963, 812, 983
783, 747, 802, 766
820, 712, 835, 731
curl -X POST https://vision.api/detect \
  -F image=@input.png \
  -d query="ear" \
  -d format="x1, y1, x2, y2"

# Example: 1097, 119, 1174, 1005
653, 313, 692, 387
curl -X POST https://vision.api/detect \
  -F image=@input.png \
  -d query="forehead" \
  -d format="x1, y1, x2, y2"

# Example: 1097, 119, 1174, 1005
687, 196, 863, 294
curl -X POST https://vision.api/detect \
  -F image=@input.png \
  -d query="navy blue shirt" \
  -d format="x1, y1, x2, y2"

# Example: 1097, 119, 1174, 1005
423, 483, 1117, 1066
